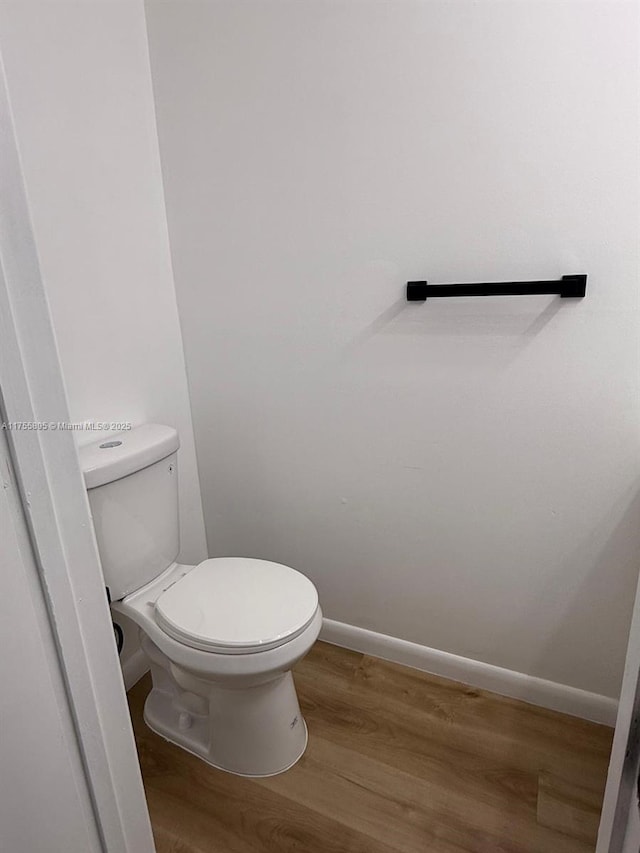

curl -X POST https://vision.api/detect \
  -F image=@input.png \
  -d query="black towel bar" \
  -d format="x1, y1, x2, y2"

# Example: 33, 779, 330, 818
406, 274, 587, 302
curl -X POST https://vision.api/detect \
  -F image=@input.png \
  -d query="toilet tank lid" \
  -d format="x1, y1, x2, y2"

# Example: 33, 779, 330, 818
79, 424, 180, 489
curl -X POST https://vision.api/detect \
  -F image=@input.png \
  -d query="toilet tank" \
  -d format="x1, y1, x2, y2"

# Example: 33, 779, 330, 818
79, 424, 181, 600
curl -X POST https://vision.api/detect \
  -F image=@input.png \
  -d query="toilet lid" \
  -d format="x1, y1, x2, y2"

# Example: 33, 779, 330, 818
154, 557, 319, 653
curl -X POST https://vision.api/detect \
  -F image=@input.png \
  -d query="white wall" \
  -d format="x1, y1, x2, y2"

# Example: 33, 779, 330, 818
0, 1, 207, 559
146, 0, 640, 699
0, 0, 208, 680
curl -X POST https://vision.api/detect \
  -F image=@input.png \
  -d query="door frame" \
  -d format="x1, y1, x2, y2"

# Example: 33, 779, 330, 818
596, 565, 640, 852
0, 52, 155, 853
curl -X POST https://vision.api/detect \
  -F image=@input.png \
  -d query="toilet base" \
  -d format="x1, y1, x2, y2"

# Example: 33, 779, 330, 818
142, 645, 309, 777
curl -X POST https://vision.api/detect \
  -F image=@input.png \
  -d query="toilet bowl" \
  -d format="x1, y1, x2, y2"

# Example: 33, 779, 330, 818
113, 557, 322, 776
80, 424, 321, 776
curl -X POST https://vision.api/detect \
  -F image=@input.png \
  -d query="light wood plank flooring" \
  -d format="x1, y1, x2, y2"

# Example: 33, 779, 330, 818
128, 641, 613, 853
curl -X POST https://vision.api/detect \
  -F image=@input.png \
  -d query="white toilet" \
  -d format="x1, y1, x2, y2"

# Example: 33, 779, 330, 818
79, 423, 322, 777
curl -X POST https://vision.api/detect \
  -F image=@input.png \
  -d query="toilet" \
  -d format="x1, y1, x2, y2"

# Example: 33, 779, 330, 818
79, 423, 322, 777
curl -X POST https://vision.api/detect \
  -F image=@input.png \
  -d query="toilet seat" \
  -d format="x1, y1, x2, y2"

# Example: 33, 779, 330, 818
154, 557, 319, 654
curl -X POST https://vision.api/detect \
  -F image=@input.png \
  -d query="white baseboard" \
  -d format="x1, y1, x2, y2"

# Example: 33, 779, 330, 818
320, 618, 618, 727
122, 648, 149, 692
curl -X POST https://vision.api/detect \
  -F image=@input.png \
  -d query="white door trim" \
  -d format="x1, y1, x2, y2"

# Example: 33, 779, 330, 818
596, 564, 640, 853
0, 422, 103, 852
0, 53, 155, 853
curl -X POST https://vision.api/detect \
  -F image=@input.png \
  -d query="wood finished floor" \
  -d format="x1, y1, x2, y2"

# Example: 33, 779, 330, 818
128, 641, 613, 853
